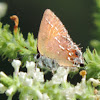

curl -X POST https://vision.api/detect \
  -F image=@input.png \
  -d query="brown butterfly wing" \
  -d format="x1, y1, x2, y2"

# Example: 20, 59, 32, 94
38, 9, 73, 67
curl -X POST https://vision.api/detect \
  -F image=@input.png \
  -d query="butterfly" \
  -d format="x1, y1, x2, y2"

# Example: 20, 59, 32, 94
37, 9, 84, 68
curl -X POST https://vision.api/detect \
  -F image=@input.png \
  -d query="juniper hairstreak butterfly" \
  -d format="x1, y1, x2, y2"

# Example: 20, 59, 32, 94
37, 9, 84, 67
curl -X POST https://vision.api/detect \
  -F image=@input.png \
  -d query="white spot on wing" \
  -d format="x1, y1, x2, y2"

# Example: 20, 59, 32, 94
59, 45, 65, 50
45, 18, 53, 27
55, 27, 58, 31
68, 57, 70, 61
62, 35, 67, 39
55, 37, 60, 43
63, 28, 67, 32
67, 37, 71, 41
69, 53, 71, 56
59, 21, 63, 26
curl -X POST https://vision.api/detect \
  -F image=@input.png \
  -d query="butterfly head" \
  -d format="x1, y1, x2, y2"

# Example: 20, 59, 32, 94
66, 44, 84, 67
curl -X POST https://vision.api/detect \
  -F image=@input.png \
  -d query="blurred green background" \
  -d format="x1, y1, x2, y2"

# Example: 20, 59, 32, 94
0, 0, 97, 99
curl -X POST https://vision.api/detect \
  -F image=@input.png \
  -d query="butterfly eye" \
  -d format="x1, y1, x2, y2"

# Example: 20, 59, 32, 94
75, 51, 79, 56
75, 50, 81, 57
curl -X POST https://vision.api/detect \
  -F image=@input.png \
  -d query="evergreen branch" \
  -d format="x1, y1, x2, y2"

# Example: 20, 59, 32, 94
0, 22, 37, 63
84, 48, 100, 79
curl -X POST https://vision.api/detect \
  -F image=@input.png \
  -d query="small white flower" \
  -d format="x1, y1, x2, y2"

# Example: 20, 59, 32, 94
0, 71, 7, 78
23, 95, 33, 100
26, 61, 35, 69
57, 67, 67, 75
81, 76, 86, 87
6, 85, 16, 96
74, 75, 86, 96
52, 74, 62, 84
26, 61, 44, 82
65, 83, 86, 100
26, 61, 35, 77
65, 87, 75, 100
36, 90, 50, 100
12, 59, 21, 68
0, 83, 7, 93
52, 67, 70, 84
89, 78, 100, 87
42, 93, 50, 100
12, 59, 21, 75
18, 72, 27, 82
75, 83, 85, 95
36, 68, 40, 72
0, 2, 7, 19
36, 90, 43, 99
33, 68, 44, 82
18, 72, 33, 86
24, 78, 33, 86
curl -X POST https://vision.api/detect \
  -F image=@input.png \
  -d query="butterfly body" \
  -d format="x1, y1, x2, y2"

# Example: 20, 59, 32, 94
38, 9, 84, 67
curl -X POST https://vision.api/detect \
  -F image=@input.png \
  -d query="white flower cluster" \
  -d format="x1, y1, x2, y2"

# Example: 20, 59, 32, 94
11, 60, 44, 83
48, 67, 89, 100
0, 59, 100, 100
0, 60, 46, 100
64, 76, 86, 100
51, 67, 70, 84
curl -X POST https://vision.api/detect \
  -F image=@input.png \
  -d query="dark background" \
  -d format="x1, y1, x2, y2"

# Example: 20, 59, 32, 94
1, 0, 95, 51
0, 0, 95, 99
